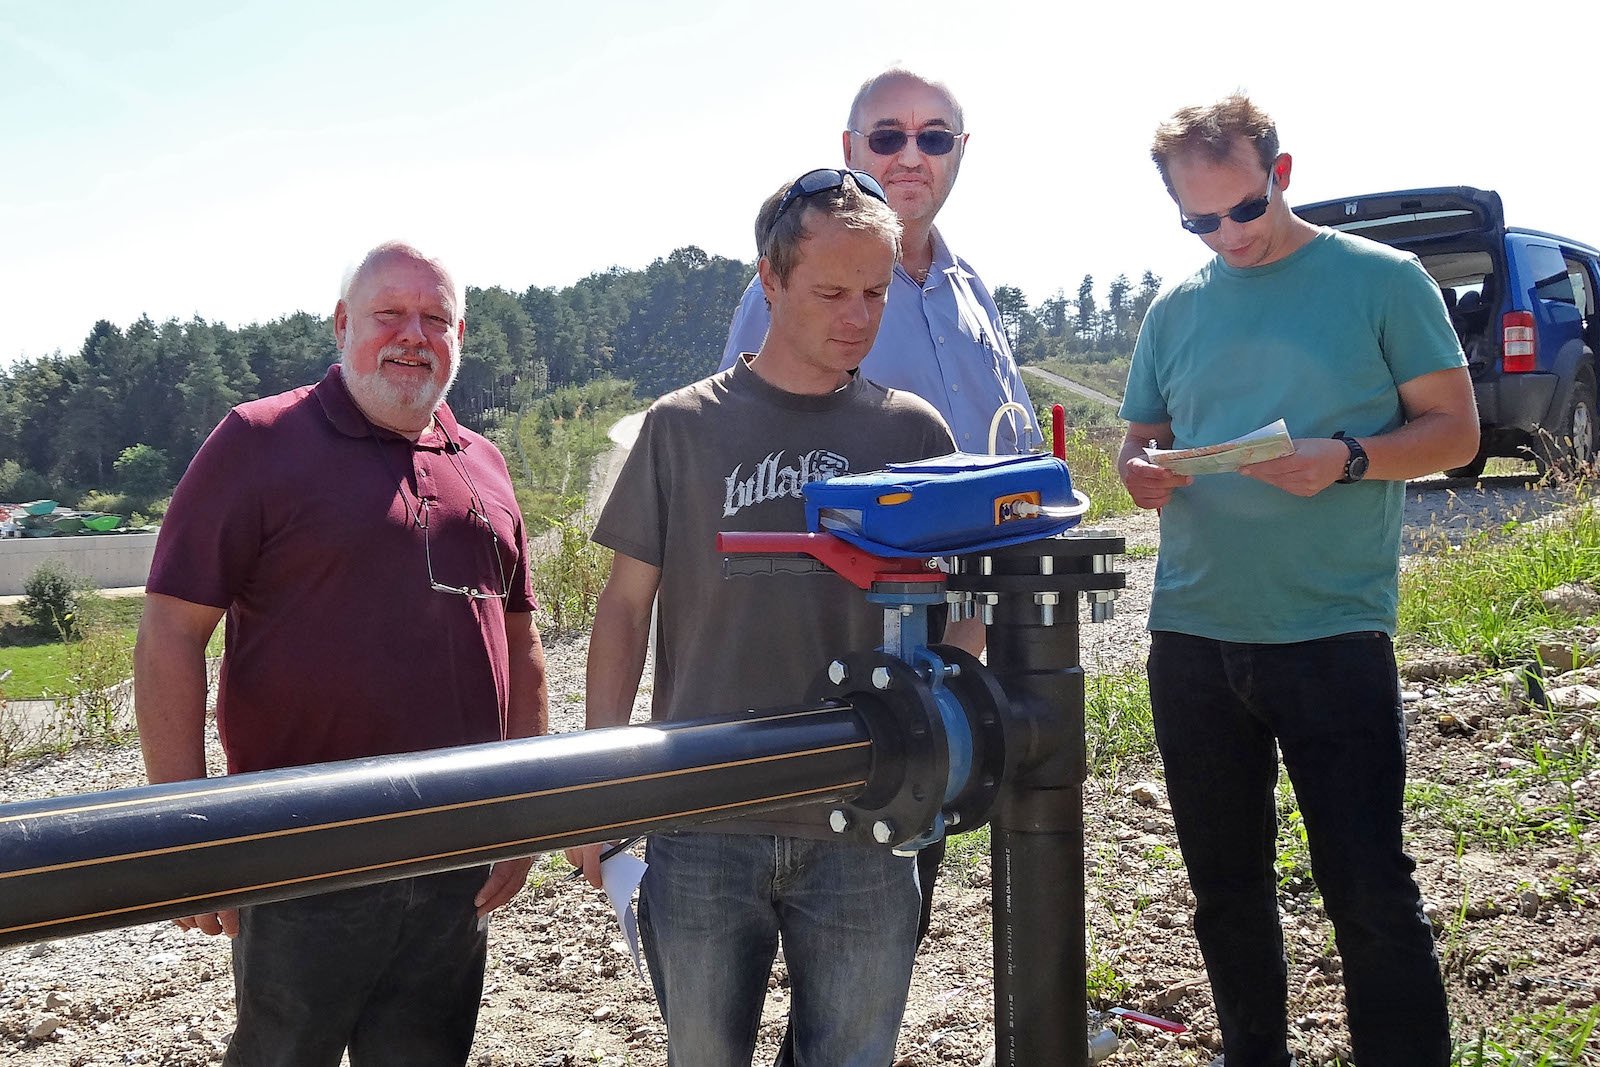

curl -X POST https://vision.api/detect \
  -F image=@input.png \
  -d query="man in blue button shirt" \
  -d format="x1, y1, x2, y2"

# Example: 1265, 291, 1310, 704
721, 67, 1040, 455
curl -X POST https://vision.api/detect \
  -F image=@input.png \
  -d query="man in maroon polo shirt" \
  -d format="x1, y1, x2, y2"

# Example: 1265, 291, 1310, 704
133, 241, 549, 1067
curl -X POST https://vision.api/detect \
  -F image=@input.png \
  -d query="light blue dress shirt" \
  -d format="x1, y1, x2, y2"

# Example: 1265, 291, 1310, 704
720, 230, 1041, 454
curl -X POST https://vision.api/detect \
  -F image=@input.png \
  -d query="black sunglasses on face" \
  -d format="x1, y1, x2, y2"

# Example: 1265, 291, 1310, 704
850, 127, 962, 157
772, 168, 889, 224
1179, 171, 1277, 235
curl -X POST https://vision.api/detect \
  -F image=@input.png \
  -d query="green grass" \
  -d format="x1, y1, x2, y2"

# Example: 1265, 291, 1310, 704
1398, 498, 1600, 665
531, 513, 613, 637
1084, 667, 1155, 774
1451, 1004, 1600, 1066
1, 595, 146, 698
942, 822, 991, 887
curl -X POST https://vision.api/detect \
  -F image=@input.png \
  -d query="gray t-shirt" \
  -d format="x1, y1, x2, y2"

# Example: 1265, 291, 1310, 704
593, 356, 954, 837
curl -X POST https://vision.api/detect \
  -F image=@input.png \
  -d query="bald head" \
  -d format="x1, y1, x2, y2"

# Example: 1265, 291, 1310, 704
341, 241, 463, 314
847, 68, 964, 133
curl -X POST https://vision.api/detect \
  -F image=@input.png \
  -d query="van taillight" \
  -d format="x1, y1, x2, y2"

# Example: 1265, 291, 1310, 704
1502, 311, 1536, 372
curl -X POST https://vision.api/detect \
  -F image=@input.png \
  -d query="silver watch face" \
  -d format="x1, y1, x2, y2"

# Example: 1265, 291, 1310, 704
1342, 438, 1368, 481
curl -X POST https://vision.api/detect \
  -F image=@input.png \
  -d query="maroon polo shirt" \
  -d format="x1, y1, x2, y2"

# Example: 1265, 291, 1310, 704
148, 365, 536, 774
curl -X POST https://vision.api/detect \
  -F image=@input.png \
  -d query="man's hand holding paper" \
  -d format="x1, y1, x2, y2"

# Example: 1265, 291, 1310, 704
1143, 419, 1296, 476
1238, 436, 1350, 497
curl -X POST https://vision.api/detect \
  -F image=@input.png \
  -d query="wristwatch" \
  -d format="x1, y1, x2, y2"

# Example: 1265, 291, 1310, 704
1333, 431, 1369, 484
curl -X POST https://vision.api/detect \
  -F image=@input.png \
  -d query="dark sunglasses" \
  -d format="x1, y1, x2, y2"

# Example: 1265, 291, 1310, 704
773, 168, 889, 224
1179, 171, 1277, 234
850, 127, 962, 157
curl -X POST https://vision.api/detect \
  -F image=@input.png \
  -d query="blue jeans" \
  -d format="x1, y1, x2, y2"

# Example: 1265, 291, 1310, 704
1148, 631, 1449, 1067
639, 832, 921, 1067
223, 867, 488, 1067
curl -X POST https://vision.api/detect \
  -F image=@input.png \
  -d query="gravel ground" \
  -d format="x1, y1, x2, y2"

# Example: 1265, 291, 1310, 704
2, 473, 1596, 1066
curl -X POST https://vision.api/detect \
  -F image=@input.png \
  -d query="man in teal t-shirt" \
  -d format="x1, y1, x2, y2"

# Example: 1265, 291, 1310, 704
1118, 95, 1479, 1067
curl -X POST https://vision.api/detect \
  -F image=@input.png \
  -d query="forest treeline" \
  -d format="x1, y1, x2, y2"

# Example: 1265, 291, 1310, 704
0, 247, 1159, 508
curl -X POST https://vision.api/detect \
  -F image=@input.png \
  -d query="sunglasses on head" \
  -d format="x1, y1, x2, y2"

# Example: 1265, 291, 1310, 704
850, 127, 962, 157
1179, 170, 1277, 235
772, 168, 889, 225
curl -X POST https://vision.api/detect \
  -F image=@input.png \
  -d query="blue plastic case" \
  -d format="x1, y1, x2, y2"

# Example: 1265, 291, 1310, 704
803, 452, 1088, 557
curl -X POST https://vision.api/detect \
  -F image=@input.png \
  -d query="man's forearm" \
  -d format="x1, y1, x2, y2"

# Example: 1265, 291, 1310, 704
1361, 407, 1481, 481
585, 601, 651, 730
132, 645, 212, 784
506, 612, 549, 740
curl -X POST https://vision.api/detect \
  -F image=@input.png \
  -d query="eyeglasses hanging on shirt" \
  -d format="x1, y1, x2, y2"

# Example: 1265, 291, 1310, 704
368, 421, 510, 602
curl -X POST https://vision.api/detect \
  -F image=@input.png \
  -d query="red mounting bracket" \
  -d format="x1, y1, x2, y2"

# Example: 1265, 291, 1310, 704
717, 531, 944, 591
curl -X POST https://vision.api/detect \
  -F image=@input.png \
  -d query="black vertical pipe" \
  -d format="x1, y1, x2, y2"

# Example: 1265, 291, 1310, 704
966, 534, 1120, 1067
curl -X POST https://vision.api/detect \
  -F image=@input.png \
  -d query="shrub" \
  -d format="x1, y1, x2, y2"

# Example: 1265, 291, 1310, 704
21, 561, 86, 639
114, 444, 171, 503
532, 514, 613, 636
77, 490, 132, 515
0, 461, 52, 502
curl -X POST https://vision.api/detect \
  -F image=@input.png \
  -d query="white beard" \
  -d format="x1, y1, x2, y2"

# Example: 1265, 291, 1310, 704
342, 343, 459, 432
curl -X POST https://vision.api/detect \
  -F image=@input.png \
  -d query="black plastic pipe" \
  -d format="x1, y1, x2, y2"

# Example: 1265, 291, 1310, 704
0, 703, 872, 947
953, 532, 1123, 1067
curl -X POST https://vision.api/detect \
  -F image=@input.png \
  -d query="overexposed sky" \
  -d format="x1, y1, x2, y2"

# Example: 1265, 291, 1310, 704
6, 0, 1599, 366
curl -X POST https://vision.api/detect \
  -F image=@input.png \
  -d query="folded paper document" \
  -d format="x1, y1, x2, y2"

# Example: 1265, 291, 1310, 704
1144, 419, 1295, 476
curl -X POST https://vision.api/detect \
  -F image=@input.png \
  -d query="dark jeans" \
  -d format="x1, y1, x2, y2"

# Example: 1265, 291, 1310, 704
224, 867, 489, 1067
1148, 630, 1449, 1067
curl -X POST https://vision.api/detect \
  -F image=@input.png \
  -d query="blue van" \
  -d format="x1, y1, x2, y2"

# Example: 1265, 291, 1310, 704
1297, 187, 1598, 477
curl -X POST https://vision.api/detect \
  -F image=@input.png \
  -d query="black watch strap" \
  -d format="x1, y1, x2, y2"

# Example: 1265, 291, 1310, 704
1333, 431, 1368, 483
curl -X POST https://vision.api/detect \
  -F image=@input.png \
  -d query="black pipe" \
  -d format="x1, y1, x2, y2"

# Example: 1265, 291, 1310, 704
955, 533, 1123, 1067
0, 703, 872, 947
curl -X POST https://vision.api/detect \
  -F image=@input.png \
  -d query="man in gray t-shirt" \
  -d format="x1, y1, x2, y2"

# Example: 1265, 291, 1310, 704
567, 170, 953, 1065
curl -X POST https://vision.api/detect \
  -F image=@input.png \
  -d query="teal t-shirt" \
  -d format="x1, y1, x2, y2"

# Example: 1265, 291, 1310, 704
1120, 230, 1465, 642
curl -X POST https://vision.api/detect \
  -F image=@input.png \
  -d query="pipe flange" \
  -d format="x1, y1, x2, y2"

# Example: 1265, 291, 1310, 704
928, 644, 1015, 832
806, 651, 946, 849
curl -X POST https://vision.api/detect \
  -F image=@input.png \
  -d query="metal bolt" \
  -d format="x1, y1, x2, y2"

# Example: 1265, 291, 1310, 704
1035, 590, 1060, 628
1090, 591, 1117, 623
828, 660, 849, 685
899, 604, 914, 617
1041, 556, 1054, 576
943, 663, 962, 678
946, 810, 962, 827
871, 667, 892, 690
872, 820, 895, 844
829, 809, 851, 834
976, 592, 999, 627
980, 555, 994, 576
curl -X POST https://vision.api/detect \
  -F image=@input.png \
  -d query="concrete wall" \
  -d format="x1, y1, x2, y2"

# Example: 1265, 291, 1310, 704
0, 533, 158, 595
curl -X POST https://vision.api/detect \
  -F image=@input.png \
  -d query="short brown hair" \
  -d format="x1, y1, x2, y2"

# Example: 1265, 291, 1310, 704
755, 173, 902, 284
1150, 93, 1279, 193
